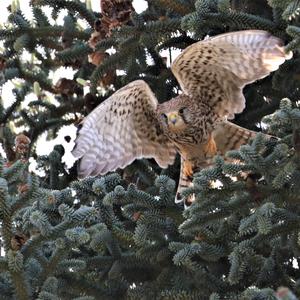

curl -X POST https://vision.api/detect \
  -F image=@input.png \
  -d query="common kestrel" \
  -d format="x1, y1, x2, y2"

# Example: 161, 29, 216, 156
72, 30, 292, 204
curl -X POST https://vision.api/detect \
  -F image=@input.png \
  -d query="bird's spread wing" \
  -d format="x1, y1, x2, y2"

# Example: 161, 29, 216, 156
72, 80, 176, 178
171, 30, 292, 119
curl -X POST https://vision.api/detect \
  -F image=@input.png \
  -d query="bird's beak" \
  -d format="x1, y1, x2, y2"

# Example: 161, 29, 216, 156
168, 113, 178, 125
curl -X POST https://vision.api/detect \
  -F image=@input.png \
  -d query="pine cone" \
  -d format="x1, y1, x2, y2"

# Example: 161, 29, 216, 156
88, 51, 108, 66
54, 78, 79, 95
100, 0, 134, 36
18, 184, 29, 194
0, 57, 6, 71
11, 233, 28, 250
15, 133, 31, 156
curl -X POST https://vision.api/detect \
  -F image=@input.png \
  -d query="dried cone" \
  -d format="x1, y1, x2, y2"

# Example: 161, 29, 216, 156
133, 211, 141, 221
0, 57, 6, 71
101, 0, 134, 36
88, 19, 106, 55
100, 70, 116, 87
87, 19, 116, 87
54, 78, 78, 95
194, 234, 206, 241
15, 134, 31, 156
245, 173, 263, 203
88, 19, 107, 63
11, 233, 28, 250
48, 194, 56, 205
159, 16, 168, 21
106, 19, 124, 36
18, 184, 29, 194
88, 29, 105, 50
88, 51, 107, 66
101, 0, 134, 21
88, 52, 116, 87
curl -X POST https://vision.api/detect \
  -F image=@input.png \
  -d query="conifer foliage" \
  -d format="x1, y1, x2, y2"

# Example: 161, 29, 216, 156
0, 0, 299, 299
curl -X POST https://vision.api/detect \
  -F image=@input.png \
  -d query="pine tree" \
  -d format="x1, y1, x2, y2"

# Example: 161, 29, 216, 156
0, 0, 299, 299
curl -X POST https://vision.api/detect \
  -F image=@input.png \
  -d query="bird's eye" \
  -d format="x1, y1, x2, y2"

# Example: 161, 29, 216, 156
161, 113, 168, 120
178, 107, 187, 114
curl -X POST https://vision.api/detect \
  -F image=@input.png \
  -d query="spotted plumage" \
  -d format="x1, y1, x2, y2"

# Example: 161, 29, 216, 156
72, 30, 292, 204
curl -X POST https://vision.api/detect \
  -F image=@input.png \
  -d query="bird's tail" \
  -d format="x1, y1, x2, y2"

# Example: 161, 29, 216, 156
212, 121, 257, 156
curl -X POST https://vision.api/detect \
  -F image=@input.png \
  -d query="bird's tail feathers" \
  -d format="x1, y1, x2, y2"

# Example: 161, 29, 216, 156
212, 121, 258, 156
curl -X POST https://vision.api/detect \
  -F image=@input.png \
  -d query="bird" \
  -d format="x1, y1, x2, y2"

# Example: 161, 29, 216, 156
72, 30, 292, 204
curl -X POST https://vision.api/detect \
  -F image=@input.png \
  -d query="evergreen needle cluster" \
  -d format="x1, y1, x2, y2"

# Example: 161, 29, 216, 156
0, 0, 299, 299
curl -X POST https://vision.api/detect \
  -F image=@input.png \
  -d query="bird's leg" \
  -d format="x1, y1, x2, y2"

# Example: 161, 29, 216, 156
204, 135, 217, 158
175, 158, 195, 204
183, 160, 194, 178
175, 137, 217, 206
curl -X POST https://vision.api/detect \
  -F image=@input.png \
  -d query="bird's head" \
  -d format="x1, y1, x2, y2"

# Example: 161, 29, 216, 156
160, 108, 189, 131
158, 96, 192, 132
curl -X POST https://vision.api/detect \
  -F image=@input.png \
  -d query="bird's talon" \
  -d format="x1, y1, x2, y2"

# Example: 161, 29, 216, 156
183, 161, 194, 177
204, 136, 217, 157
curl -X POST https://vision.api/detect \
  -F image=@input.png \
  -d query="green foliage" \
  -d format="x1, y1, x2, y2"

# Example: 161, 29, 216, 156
173, 99, 300, 298
0, 100, 298, 298
0, 0, 300, 299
